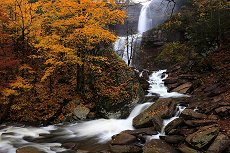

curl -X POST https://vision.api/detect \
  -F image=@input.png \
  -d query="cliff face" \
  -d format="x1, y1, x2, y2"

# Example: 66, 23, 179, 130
112, 3, 142, 36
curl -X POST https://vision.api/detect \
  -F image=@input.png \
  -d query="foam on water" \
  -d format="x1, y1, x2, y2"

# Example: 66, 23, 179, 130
148, 70, 189, 98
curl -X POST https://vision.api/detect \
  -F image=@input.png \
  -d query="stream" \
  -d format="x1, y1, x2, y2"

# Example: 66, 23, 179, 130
0, 70, 188, 153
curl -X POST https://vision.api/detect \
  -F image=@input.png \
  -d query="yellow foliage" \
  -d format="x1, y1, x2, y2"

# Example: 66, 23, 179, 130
10, 77, 32, 90
2, 89, 19, 97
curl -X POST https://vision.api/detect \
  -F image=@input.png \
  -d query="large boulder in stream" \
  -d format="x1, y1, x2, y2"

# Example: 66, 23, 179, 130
132, 98, 180, 129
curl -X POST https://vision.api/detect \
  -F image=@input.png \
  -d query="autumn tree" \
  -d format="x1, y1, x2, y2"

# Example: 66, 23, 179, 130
34, 0, 126, 93
0, 0, 39, 56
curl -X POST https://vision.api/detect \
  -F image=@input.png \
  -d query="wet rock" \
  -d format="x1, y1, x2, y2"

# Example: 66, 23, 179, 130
61, 142, 77, 149
111, 133, 137, 145
16, 146, 47, 153
167, 83, 184, 92
76, 149, 89, 153
185, 125, 219, 149
207, 133, 230, 153
165, 118, 184, 134
59, 150, 76, 153
184, 120, 217, 127
178, 144, 201, 153
142, 96, 159, 103
143, 139, 178, 153
160, 135, 185, 144
109, 144, 142, 153
172, 82, 193, 94
168, 128, 197, 136
163, 77, 178, 84
215, 106, 230, 117
133, 98, 178, 129
73, 104, 90, 120
151, 115, 163, 131
123, 127, 158, 136
180, 109, 207, 120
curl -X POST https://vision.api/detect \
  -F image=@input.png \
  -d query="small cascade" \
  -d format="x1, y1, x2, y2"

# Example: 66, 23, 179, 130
147, 70, 189, 98
150, 105, 186, 139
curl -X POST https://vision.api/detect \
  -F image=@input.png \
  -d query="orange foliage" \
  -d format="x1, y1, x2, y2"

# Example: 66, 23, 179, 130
32, 0, 126, 81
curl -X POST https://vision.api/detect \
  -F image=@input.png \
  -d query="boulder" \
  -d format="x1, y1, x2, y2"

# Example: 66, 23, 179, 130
163, 77, 178, 84
178, 144, 201, 153
172, 82, 193, 94
180, 109, 207, 120
215, 106, 230, 117
143, 139, 178, 153
207, 133, 230, 153
111, 133, 137, 145
184, 120, 217, 127
61, 142, 77, 150
164, 118, 184, 134
168, 128, 197, 136
133, 98, 178, 129
109, 144, 142, 153
185, 125, 219, 149
16, 146, 47, 153
123, 127, 158, 136
160, 135, 185, 144
73, 104, 90, 120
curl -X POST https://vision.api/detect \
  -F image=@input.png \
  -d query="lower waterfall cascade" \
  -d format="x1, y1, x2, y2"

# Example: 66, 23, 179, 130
0, 70, 188, 153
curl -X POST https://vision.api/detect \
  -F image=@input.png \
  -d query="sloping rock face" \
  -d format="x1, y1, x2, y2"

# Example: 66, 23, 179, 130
132, 98, 180, 129
112, 3, 142, 35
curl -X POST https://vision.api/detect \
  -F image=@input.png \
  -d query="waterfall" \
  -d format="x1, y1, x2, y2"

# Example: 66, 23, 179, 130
138, 1, 152, 33
114, 0, 172, 64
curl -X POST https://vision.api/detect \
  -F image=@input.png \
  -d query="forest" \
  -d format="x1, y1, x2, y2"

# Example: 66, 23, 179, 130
0, 0, 229, 153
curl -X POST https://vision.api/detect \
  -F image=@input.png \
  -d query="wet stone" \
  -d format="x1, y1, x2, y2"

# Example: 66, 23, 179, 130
164, 118, 184, 134
180, 109, 208, 120
111, 133, 137, 145
160, 135, 185, 144
184, 120, 217, 127
123, 127, 158, 136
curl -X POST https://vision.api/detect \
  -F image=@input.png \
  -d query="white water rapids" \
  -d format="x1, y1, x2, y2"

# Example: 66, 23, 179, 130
0, 70, 188, 153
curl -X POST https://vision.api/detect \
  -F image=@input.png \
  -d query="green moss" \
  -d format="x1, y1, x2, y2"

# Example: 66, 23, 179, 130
156, 42, 194, 66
